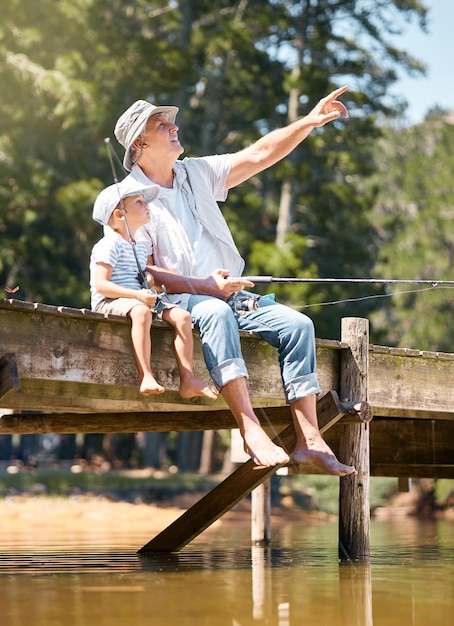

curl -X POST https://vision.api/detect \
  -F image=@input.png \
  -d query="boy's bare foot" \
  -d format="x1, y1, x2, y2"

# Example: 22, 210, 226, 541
179, 377, 219, 400
292, 438, 357, 476
243, 424, 290, 467
139, 374, 165, 396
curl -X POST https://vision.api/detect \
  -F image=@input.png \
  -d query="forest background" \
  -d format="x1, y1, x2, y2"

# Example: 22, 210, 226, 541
0, 1, 453, 490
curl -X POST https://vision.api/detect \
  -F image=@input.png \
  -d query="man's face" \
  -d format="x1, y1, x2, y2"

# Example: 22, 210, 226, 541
139, 113, 184, 159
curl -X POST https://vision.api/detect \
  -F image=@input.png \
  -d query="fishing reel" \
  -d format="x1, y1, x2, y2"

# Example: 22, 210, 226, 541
227, 292, 260, 315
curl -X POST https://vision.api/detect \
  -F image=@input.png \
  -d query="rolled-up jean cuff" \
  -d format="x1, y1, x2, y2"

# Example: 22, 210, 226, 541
210, 358, 249, 389
285, 374, 322, 403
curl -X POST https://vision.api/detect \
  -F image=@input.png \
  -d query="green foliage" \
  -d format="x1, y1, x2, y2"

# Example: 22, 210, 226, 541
0, 467, 220, 503
369, 113, 454, 350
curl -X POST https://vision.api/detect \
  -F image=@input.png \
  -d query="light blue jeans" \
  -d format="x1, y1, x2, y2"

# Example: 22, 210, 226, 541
187, 292, 321, 403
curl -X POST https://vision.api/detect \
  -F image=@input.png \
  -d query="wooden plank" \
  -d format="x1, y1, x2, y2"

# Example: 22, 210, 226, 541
0, 407, 289, 434
0, 353, 20, 400
6, 300, 454, 420
0, 299, 344, 413
0, 303, 290, 411
368, 418, 454, 467
370, 464, 454, 479
0, 393, 371, 434
138, 424, 298, 554
371, 408, 454, 421
369, 349, 454, 417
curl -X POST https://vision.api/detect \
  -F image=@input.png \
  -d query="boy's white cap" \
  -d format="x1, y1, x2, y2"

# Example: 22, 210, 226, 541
114, 100, 179, 171
92, 177, 160, 226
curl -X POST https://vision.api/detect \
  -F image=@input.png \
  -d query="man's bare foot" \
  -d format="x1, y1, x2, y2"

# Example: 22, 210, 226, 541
292, 439, 357, 476
139, 374, 165, 396
179, 377, 219, 400
243, 424, 290, 467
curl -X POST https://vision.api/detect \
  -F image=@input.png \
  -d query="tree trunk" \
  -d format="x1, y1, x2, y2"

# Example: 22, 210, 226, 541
276, 60, 301, 246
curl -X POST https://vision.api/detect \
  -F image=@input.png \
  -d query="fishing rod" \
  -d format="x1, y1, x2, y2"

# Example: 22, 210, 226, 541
241, 276, 454, 286
104, 137, 150, 290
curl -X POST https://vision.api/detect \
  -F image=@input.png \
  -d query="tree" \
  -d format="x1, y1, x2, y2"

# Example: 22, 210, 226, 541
369, 111, 454, 351
223, 0, 429, 338
0, 0, 429, 320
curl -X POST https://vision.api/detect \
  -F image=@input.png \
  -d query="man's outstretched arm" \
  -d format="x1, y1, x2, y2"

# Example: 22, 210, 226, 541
227, 85, 349, 189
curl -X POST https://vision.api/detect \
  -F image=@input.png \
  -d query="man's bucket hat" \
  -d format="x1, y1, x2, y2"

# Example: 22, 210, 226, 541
114, 100, 179, 171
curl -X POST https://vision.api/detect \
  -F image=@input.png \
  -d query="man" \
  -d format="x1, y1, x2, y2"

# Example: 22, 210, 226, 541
114, 86, 356, 474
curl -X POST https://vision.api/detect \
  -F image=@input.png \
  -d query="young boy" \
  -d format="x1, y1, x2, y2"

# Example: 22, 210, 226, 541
89, 178, 218, 400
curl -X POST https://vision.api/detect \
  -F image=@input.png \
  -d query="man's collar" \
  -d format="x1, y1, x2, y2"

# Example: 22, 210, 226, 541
131, 161, 188, 187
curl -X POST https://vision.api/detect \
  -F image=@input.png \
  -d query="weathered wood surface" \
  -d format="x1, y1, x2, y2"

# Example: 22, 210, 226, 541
0, 298, 338, 412
368, 345, 454, 420
338, 317, 370, 561
2, 298, 454, 419
0, 390, 369, 434
0, 353, 20, 401
139, 424, 298, 553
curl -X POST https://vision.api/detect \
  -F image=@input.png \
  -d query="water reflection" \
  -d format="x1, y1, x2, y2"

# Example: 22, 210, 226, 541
0, 519, 453, 626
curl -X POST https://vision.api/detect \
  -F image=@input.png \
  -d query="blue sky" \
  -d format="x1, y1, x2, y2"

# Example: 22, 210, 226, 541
390, 1, 454, 124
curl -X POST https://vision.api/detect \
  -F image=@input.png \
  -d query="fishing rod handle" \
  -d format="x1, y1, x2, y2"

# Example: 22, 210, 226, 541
242, 276, 274, 283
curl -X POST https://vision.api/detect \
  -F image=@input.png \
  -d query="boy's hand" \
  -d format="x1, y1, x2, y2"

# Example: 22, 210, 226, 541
137, 288, 158, 308
145, 271, 163, 293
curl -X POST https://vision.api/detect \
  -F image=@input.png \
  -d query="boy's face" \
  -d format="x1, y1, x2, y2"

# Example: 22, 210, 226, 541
121, 193, 150, 227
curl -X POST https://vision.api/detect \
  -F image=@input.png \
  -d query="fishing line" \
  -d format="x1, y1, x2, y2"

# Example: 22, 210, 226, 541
294, 284, 445, 309
238, 276, 454, 310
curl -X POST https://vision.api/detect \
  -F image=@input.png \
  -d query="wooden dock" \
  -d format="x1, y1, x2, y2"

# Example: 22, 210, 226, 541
1, 298, 453, 558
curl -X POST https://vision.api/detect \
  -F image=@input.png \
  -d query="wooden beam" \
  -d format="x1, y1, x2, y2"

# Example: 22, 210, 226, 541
371, 464, 454, 479
138, 424, 297, 554
0, 392, 371, 434
397, 477, 412, 492
339, 317, 371, 562
137, 392, 371, 554
0, 408, 272, 434
0, 353, 20, 400
317, 390, 373, 430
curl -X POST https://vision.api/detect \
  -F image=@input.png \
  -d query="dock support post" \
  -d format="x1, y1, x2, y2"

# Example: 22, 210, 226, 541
251, 479, 271, 545
339, 317, 370, 561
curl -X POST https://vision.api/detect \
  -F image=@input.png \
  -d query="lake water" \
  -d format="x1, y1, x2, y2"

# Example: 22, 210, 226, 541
0, 517, 452, 626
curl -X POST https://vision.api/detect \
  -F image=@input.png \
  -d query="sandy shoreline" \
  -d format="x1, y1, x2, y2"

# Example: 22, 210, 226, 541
0, 494, 328, 536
